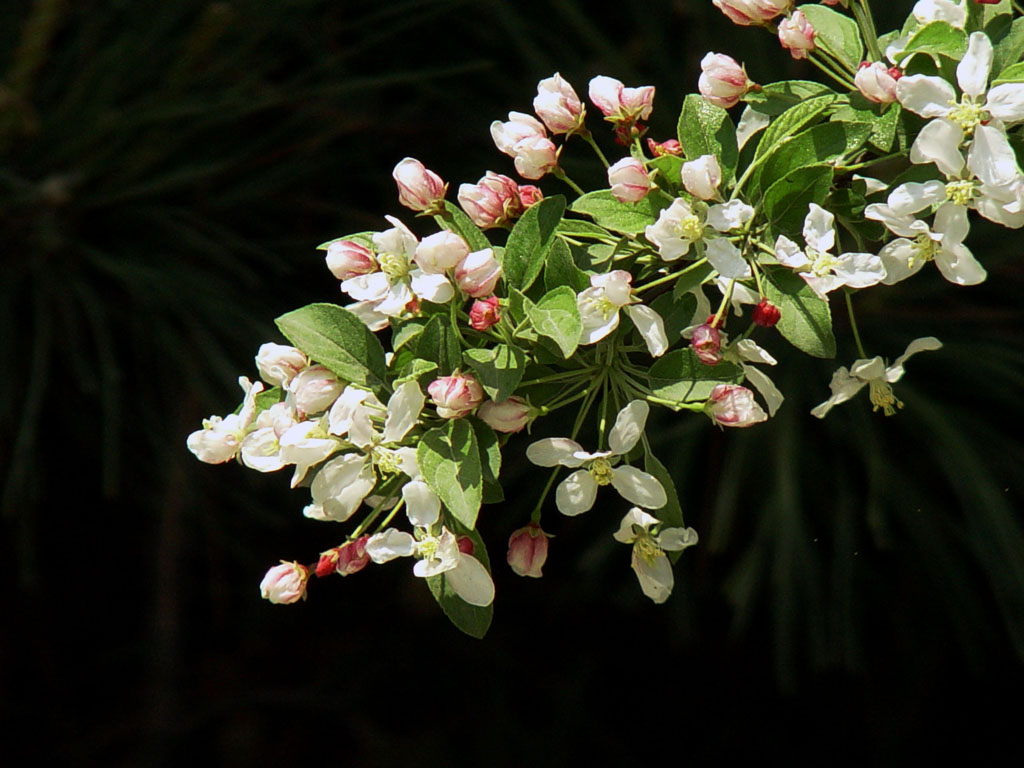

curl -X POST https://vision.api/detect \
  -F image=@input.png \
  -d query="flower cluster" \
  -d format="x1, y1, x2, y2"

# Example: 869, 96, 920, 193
188, 0, 1024, 634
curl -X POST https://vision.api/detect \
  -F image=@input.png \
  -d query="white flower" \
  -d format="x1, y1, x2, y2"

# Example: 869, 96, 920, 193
774, 204, 885, 297
613, 507, 698, 604
912, 0, 966, 29
576, 270, 668, 357
810, 337, 943, 418
526, 400, 667, 516
721, 338, 784, 417
873, 203, 986, 285
645, 198, 753, 278
187, 377, 264, 464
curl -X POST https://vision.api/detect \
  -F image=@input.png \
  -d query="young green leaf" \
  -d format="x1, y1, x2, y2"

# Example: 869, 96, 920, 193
677, 94, 738, 183
525, 285, 583, 359
762, 268, 836, 358
648, 349, 744, 406
743, 80, 838, 116
468, 417, 503, 504
463, 344, 526, 403
754, 95, 836, 163
569, 190, 672, 235
503, 195, 566, 291
544, 237, 590, 293
418, 419, 483, 529
762, 164, 834, 239
643, 451, 688, 562
894, 22, 968, 65
799, 4, 864, 73
414, 315, 462, 376
426, 524, 493, 638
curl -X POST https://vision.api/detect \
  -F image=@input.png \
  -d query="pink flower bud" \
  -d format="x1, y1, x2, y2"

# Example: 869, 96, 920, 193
428, 373, 484, 419
456, 536, 475, 556
414, 230, 469, 274
588, 76, 655, 123
255, 343, 308, 388
607, 157, 652, 203
288, 365, 344, 416
392, 157, 447, 213
477, 396, 531, 433
325, 239, 377, 281
517, 184, 544, 208
469, 296, 501, 331
691, 323, 723, 365
457, 172, 523, 229
335, 536, 370, 576
647, 138, 683, 157
455, 248, 502, 298
259, 561, 309, 604
713, 0, 792, 26
855, 61, 901, 104
507, 523, 551, 578
778, 10, 815, 60
681, 155, 722, 200
706, 384, 768, 427
698, 53, 754, 109
491, 112, 559, 180
533, 72, 585, 134
752, 298, 781, 327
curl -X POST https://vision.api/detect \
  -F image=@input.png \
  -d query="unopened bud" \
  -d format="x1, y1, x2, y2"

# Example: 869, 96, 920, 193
414, 230, 469, 274
533, 73, 586, 135
325, 240, 377, 281
456, 536, 475, 556
507, 523, 551, 578
647, 138, 683, 157
288, 365, 344, 416
691, 323, 723, 365
518, 184, 544, 208
713, 0, 793, 26
778, 10, 815, 60
698, 53, 754, 109
259, 561, 309, 604
393, 157, 447, 213
706, 384, 768, 427
455, 248, 502, 298
428, 372, 485, 419
469, 296, 501, 331
335, 536, 371, 576
855, 61, 901, 104
752, 298, 781, 327
607, 157, 652, 203
477, 396, 531, 433
256, 343, 308, 388
681, 154, 722, 200
457, 172, 523, 229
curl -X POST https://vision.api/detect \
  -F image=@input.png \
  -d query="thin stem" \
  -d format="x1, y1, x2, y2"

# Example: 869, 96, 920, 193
634, 258, 709, 294
450, 296, 467, 346
349, 476, 404, 539
712, 279, 735, 328
373, 498, 406, 534
552, 168, 586, 196
845, 290, 867, 358
852, 0, 883, 63
1014, 1, 1024, 16
520, 368, 596, 387
835, 149, 908, 174
579, 130, 610, 168
807, 50, 857, 90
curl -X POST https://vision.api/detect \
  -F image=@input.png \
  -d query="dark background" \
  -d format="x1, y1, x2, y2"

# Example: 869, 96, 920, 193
2, 1, 1023, 765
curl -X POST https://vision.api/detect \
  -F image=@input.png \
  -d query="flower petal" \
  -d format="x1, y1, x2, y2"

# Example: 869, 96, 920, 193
383, 381, 425, 444
556, 470, 598, 516
631, 547, 674, 604
967, 124, 1022, 189
985, 83, 1024, 124
624, 304, 669, 357
613, 507, 659, 543
608, 400, 649, 455
705, 238, 751, 279
526, 437, 587, 467
402, 479, 440, 527
610, 466, 667, 509
956, 32, 993, 99
897, 74, 956, 118
802, 204, 835, 253
885, 336, 943, 383
656, 526, 699, 552
910, 119, 965, 176
446, 555, 496, 606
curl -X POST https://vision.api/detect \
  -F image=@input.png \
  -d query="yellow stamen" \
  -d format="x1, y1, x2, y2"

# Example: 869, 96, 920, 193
868, 380, 903, 416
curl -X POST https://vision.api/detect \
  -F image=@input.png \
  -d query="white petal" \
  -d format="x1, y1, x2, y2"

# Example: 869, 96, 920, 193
736, 105, 770, 150
631, 548, 674, 604
956, 32, 993, 99
968, 124, 1022, 189
402, 479, 440, 527
345, 300, 390, 332
864, 203, 927, 238
985, 83, 1024, 124
834, 251, 887, 289
656, 526, 699, 552
910, 119, 965, 176
934, 202, 969, 244
887, 181, 946, 217
613, 507, 658, 543
625, 304, 669, 357
526, 437, 587, 467
410, 270, 455, 304
897, 75, 956, 118
705, 239, 751, 279
802, 204, 835, 253
383, 381, 425, 444
240, 428, 285, 473
742, 364, 785, 418
733, 339, 776, 366
885, 336, 943, 383
774, 235, 808, 269
610, 466, 667, 509
446, 555, 495, 606
935, 241, 986, 285
879, 239, 926, 285
809, 367, 866, 419
366, 528, 416, 563
608, 400, 649, 455
556, 470, 598, 516
341, 272, 390, 302
374, 282, 413, 317
707, 200, 755, 232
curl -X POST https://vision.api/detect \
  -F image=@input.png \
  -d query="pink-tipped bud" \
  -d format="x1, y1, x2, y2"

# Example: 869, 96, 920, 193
713, 0, 793, 26
778, 10, 815, 60
855, 62, 901, 104
393, 157, 447, 213
477, 396, 531, 434
255, 343, 308, 388
647, 138, 683, 157
414, 230, 469, 275
469, 296, 501, 331
533, 72, 586, 134
335, 536, 370, 576
287, 365, 344, 417
518, 184, 544, 208
455, 248, 502, 298
325, 240, 377, 281
698, 53, 754, 109
706, 384, 768, 427
491, 112, 558, 180
752, 298, 781, 327
428, 372, 484, 419
681, 155, 723, 201
457, 172, 523, 229
607, 157, 652, 203
259, 561, 309, 604
456, 536, 475, 556
588, 76, 655, 124
691, 323, 723, 365
507, 523, 551, 578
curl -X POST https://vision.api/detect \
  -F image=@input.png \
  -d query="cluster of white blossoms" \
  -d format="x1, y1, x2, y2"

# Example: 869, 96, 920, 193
189, 0, 1024, 632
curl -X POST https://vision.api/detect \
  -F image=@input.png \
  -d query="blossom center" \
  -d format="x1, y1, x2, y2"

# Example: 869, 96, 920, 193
589, 457, 614, 486
373, 446, 402, 475
417, 536, 439, 561
632, 530, 662, 565
946, 97, 986, 136
945, 180, 976, 207
910, 233, 938, 265
868, 380, 903, 416
676, 214, 704, 241
581, 294, 620, 322
378, 251, 411, 280
807, 248, 839, 277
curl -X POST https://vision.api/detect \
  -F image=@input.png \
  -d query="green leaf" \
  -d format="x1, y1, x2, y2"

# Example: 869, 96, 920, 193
525, 285, 582, 359
648, 349, 743, 406
544, 237, 590, 293
650, 290, 697, 346
251, 386, 284, 415
569, 189, 672, 235
436, 201, 491, 252
503, 195, 566, 291
743, 80, 838, 116
275, 303, 387, 392
556, 219, 617, 240
754, 95, 836, 163
762, 164, 834, 239
967, 0, 1012, 34
418, 419, 483, 529
426, 524, 493, 638
799, 4, 864, 73
643, 451, 687, 562
676, 94, 738, 183
758, 123, 869, 191
393, 357, 438, 386
468, 417, 503, 504
463, 344, 526, 402
648, 155, 685, 195
763, 268, 836, 358
993, 17, 1024, 78
868, 103, 901, 153
391, 318, 427, 352
414, 315, 462, 375
993, 61, 1024, 85
894, 22, 968, 64
316, 231, 374, 250
671, 262, 715, 300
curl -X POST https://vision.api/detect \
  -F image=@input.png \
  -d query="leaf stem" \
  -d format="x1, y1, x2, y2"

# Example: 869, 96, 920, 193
552, 168, 586, 196
634, 258, 709, 294
844, 289, 867, 358
579, 129, 610, 168
852, 0, 883, 63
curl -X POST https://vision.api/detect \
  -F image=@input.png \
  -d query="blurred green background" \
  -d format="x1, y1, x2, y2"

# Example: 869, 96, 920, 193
2, 1, 1022, 765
